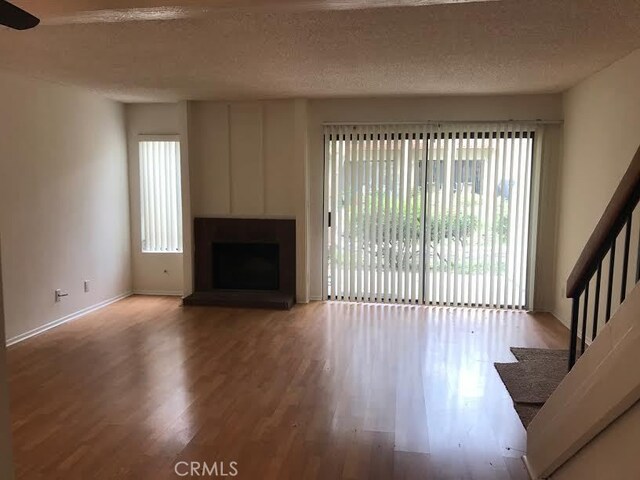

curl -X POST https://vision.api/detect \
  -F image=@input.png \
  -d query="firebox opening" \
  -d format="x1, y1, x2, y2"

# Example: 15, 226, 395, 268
212, 242, 280, 291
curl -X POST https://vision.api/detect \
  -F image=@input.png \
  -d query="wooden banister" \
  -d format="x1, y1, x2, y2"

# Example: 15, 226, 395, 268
566, 144, 640, 298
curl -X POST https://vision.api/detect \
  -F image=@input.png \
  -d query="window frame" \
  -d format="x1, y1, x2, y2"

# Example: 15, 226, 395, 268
137, 134, 183, 254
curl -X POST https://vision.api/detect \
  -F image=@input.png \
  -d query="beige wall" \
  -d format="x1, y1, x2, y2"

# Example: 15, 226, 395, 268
307, 95, 564, 303
187, 100, 309, 301
550, 399, 640, 480
533, 125, 564, 310
552, 48, 640, 327
0, 246, 14, 480
0, 72, 131, 342
125, 103, 184, 295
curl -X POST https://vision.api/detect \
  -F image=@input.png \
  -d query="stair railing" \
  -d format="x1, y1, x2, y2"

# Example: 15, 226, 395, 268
566, 145, 640, 370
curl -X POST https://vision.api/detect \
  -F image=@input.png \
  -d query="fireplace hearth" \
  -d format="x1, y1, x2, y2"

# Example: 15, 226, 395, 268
183, 218, 296, 309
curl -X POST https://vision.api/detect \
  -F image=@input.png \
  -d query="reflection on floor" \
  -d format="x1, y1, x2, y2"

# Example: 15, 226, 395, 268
7, 296, 568, 479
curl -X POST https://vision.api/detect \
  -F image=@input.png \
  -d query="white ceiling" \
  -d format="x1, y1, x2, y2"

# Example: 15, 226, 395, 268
2, 0, 640, 102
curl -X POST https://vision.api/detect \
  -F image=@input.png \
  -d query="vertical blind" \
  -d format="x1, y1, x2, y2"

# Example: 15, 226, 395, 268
324, 123, 542, 309
139, 139, 183, 253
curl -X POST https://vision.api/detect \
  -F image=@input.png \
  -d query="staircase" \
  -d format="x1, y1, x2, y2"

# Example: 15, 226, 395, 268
565, 144, 640, 369
524, 145, 640, 478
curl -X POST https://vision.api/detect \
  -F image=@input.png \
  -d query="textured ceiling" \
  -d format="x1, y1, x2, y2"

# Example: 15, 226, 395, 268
2, 0, 640, 102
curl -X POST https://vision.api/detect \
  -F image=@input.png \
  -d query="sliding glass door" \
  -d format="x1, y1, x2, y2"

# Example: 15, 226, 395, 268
323, 123, 540, 309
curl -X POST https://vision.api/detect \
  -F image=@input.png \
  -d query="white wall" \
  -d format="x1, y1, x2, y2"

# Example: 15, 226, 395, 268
132, 94, 565, 307
0, 72, 131, 342
125, 103, 184, 295
552, 48, 640, 327
187, 100, 309, 301
307, 95, 564, 303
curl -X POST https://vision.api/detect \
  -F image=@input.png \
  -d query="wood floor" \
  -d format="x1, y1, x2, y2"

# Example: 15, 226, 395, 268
7, 296, 568, 479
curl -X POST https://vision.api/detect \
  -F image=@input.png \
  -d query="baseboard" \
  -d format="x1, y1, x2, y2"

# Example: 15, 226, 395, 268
6, 292, 132, 347
547, 309, 594, 347
309, 295, 323, 301
133, 290, 183, 296
551, 309, 570, 330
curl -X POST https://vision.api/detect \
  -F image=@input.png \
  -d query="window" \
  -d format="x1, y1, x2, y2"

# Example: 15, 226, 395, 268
139, 138, 183, 253
324, 124, 540, 309
453, 159, 484, 193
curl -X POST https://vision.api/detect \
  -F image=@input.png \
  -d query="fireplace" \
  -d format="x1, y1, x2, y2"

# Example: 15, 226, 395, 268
212, 242, 280, 291
183, 217, 296, 309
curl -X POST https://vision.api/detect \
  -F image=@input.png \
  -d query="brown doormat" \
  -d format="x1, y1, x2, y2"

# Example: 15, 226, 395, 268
510, 347, 568, 364
495, 347, 569, 428
514, 404, 542, 429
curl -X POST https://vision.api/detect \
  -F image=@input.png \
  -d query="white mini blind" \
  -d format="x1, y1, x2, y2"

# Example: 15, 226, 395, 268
139, 139, 183, 253
324, 123, 542, 309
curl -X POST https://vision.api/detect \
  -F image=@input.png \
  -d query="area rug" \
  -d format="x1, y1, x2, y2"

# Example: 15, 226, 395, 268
495, 347, 569, 428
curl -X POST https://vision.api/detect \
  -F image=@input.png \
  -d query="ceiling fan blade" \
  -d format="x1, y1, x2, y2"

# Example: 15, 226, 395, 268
0, 0, 39, 30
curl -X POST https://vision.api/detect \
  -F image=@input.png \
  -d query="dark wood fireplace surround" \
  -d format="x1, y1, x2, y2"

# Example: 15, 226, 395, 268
183, 217, 296, 309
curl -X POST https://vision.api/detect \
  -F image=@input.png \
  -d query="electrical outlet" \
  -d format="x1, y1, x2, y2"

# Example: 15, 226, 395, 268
84, 280, 90, 293
55, 289, 68, 302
